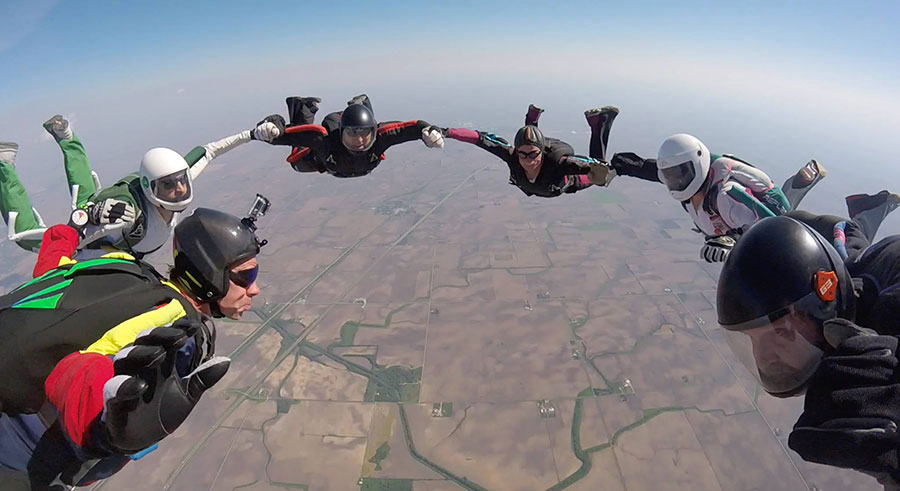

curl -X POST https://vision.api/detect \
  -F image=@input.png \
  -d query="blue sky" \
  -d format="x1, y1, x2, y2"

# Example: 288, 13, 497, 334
1, 0, 899, 223
4, 0, 898, 102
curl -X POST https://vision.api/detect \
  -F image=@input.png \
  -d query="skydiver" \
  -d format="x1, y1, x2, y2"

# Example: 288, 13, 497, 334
716, 198, 900, 488
0, 205, 265, 490
438, 104, 634, 197
609, 133, 827, 263
0, 114, 283, 258
264, 94, 445, 178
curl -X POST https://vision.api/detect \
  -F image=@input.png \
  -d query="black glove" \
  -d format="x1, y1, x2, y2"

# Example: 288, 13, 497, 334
788, 319, 900, 476
87, 199, 136, 226
104, 318, 230, 453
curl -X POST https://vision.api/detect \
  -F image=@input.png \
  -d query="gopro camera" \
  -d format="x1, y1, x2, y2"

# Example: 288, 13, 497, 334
247, 193, 270, 220
242, 194, 271, 248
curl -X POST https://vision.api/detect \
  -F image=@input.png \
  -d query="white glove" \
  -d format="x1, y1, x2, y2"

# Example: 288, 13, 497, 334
588, 160, 616, 186
422, 127, 444, 149
700, 235, 736, 263
87, 199, 136, 226
252, 121, 283, 142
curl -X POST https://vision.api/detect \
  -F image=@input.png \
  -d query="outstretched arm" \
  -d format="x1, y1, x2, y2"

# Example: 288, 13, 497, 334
560, 174, 594, 194
556, 155, 618, 190
444, 128, 514, 161
186, 116, 286, 179
609, 152, 661, 183
375, 120, 435, 151
556, 154, 594, 175
268, 124, 329, 148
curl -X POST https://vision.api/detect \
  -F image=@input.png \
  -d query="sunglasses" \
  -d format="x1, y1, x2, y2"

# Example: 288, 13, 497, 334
516, 149, 542, 160
158, 173, 189, 191
229, 265, 259, 288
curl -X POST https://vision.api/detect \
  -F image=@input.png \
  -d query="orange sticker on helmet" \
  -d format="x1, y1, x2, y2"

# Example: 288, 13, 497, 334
815, 270, 838, 302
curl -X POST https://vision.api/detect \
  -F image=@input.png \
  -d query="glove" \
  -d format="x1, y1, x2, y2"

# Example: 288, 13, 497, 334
421, 126, 445, 148
700, 235, 735, 263
103, 318, 230, 453
587, 160, 616, 186
87, 199, 136, 226
788, 320, 900, 476
251, 114, 286, 142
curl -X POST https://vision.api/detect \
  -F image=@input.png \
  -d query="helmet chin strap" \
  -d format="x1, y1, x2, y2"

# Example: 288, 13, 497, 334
208, 300, 225, 319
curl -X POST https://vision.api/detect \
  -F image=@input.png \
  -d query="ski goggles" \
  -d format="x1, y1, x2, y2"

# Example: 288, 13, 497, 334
229, 264, 259, 288
516, 148, 542, 160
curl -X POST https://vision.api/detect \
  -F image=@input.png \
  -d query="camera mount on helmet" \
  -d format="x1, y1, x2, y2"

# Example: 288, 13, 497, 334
241, 193, 270, 248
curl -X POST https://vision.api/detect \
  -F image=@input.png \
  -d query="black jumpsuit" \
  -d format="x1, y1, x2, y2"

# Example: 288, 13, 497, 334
270, 96, 434, 178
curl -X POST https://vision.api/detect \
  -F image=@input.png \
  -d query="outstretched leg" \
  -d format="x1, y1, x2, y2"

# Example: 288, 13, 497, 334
285, 97, 321, 126
43, 115, 96, 208
846, 190, 900, 242
346, 94, 373, 113
524, 104, 544, 126
284, 97, 323, 170
787, 210, 870, 261
585, 106, 619, 161
782, 159, 827, 211
290, 156, 326, 173
0, 143, 43, 251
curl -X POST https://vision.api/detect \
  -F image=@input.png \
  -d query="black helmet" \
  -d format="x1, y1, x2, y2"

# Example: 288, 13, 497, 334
171, 208, 265, 307
717, 216, 854, 396
340, 103, 376, 152
514, 125, 544, 150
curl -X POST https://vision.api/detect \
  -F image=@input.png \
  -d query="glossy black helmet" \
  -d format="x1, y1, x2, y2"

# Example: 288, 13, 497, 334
171, 208, 265, 306
340, 104, 377, 152
717, 216, 854, 397
513, 125, 544, 150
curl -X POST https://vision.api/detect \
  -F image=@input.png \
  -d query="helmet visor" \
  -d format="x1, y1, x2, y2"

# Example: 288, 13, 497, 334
659, 160, 696, 193
150, 169, 192, 204
342, 127, 376, 152
720, 293, 829, 395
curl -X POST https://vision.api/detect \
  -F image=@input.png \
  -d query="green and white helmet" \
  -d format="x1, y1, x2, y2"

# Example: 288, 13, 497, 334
139, 147, 193, 211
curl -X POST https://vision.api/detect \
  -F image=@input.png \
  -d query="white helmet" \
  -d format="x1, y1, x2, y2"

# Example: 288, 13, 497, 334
657, 134, 711, 201
139, 147, 192, 211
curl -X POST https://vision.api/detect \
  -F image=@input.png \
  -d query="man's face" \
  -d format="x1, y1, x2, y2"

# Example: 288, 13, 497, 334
153, 170, 191, 203
516, 145, 543, 171
743, 312, 824, 394
342, 128, 375, 152
216, 257, 260, 320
